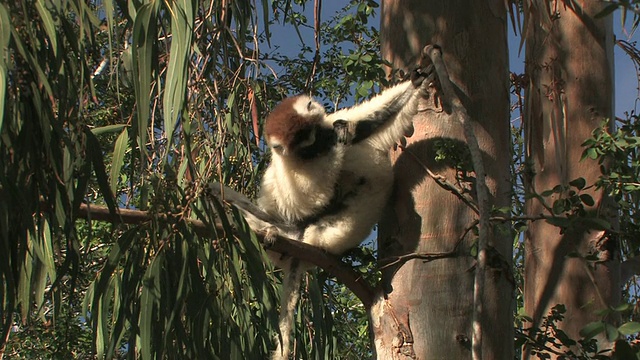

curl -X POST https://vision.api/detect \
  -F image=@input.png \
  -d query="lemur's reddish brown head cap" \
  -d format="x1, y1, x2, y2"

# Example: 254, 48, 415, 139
264, 95, 323, 148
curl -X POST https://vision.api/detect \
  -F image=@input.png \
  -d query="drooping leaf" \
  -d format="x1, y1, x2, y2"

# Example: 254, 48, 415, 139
110, 128, 129, 196
131, 1, 159, 159
91, 124, 127, 136
163, 0, 194, 150
35, 0, 58, 57
85, 128, 117, 215
0, 3, 10, 133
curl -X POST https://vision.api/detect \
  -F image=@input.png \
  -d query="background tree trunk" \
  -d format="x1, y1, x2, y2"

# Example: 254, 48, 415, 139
523, 1, 620, 356
372, 1, 513, 358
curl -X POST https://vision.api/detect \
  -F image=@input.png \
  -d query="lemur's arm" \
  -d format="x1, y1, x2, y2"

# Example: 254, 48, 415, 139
326, 66, 432, 150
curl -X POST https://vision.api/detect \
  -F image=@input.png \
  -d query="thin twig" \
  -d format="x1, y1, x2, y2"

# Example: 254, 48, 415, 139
379, 213, 550, 271
378, 250, 458, 270
379, 236, 466, 271
304, 0, 322, 92
401, 145, 479, 214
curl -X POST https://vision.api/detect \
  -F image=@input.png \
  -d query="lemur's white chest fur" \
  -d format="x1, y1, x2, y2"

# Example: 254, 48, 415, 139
258, 145, 345, 223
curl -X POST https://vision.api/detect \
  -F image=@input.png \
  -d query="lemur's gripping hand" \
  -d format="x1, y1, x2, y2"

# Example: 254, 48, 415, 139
411, 44, 440, 88
410, 64, 435, 88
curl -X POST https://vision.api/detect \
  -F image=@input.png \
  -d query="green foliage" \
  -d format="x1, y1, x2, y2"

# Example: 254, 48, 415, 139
528, 177, 610, 233
0, 0, 386, 358
4, 220, 110, 359
508, 66, 640, 358
323, 245, 380, 358
579, 115, 640, 352
510, 111, 640, 360
433, 138, 474, 174
4, 309, 93, 359
582, 116, 640, 256
517, 305, 607, 360
0, 0, 105, 355
266, 0, 388, 106
518, 304, 640, 360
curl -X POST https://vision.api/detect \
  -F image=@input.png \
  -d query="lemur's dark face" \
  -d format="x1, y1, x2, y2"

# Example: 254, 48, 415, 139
265, 95, 336, 160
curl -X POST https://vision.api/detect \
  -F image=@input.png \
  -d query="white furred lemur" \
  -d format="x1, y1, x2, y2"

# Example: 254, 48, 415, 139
210, 64, 431, 360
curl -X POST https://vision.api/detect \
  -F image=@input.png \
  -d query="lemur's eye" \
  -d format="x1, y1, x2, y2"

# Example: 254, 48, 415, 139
298, 127, 317, 148
307, 101, 313, 111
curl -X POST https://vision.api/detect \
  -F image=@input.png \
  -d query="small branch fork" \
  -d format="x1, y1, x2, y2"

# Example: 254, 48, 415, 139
422, 44, 491, 360
378, 239, 464, 271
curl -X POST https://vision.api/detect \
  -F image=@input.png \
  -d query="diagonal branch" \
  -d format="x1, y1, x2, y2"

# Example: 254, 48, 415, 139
74, 203, 375, 308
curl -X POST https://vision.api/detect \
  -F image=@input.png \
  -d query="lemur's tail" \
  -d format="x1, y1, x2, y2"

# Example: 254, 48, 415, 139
272, 258, 305, 360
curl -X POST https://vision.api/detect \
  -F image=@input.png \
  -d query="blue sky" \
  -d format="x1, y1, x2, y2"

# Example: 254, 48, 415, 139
613, 12, 640, 117
264, 3, 640, 118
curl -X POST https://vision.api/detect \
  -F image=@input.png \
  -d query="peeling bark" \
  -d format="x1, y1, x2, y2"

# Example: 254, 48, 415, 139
523, 1, 620, 357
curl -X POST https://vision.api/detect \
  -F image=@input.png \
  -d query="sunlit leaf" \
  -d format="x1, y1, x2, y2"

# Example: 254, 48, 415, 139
110, 128, 128, 196
605, 322, 620, 341
35, 0, 58, 57
618, 321, 640, 335
91, 124, 127, 136
131, 1, 159, 159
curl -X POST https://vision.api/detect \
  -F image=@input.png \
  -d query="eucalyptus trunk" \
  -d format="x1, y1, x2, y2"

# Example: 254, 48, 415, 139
523, 1, 619, 356
372, 1, 513, 358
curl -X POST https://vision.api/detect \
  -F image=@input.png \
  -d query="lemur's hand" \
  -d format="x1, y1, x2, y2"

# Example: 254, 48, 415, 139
411, 44, 440, 88
410, 63, 435, 88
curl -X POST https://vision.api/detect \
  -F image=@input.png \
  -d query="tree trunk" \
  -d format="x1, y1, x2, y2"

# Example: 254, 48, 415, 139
372, 1, 512, 359
523, 1, 619, 356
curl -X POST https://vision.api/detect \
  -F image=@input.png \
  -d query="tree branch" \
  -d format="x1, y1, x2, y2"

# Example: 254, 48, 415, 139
74, 203, 375, 308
